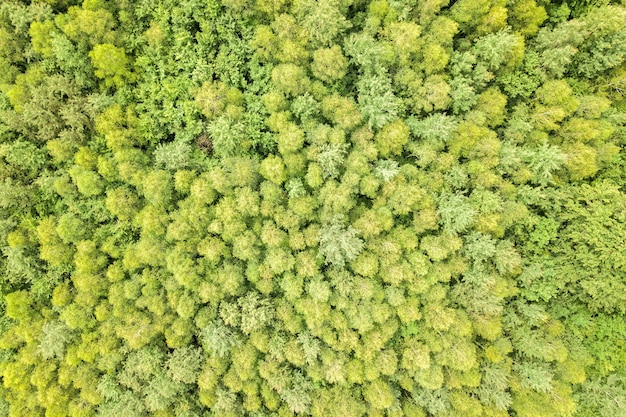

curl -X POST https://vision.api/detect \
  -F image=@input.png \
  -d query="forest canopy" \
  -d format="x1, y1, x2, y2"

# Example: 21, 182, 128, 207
0, 0, 625, 416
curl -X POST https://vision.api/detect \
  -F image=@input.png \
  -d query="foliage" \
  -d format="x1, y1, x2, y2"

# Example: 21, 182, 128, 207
318, 216, 364, 268
0, 0, 625, 416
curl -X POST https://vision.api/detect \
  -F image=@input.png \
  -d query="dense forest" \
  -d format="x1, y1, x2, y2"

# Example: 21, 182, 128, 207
0, 0, 625, 415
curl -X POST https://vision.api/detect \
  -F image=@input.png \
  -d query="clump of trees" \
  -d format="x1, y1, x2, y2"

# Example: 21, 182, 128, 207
0, 0, 625, 416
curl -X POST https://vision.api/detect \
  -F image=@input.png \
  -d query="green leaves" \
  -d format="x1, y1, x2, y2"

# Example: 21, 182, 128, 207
166, 346, 203, 384
271, 64, 310, 96
311, 45, 349, 82
473, 29, 521, 71
260, 154, 287, 184
357, 75, 402, 130
514, 361, 554, 393
201, 320, 241, 357
38, 320, 74, 360
141, 169, 173, 207
363, 379, 396, 410
407, 113, 458, 147
238, 292, 275, 334
374, 159, 400, 182
523, 143, 565, 186
154, 141, 194, 171
475, 364, 512, 410
437, 193, 477, 235
535, 5, 626, 79
89, 43, 134, 88
317, 143, 347, 180
207, 116, 248, 158
1, 0, 626, 416
577, 375, 626, 417
194, 80, 229, 119
375, 119, 409, 157
318, 216, 364, 269
0, 140, 47, 179
294, 0, 351, 47
343, 33, 391, 75
143, 372, 181, 412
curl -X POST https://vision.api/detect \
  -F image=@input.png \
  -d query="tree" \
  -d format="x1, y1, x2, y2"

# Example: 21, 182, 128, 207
143, 372, 181, 412
311, 45, 349, 82
271, 63, 310, 96
321, 94, 363, 131
194, 80, 243, 120
563, 142, 598, 180
105, 186, 141, 221
318, 216, 364, 268
291, 93, 320, 121
89, 43, 134, 88
374, 159, 400, 182
68, 166, 104, 196
343, 33, 394, 76
407, 113, 458, 147
60, 2, 117, 46
2, 1, 626, 415
310, 386, 367, 417
167, 346, 203, 384
437, 193, 477, 234
449, 77, 477, 114
259, 155, 287, 185
363, 379, 395, 410
508, 0, 547, 36
475, 87, 507, 127
420, 42, 450, 75
141, 169, 173, 207
201, 320, 241, 358
577, 375, 626, 417
522, 143, 565, 186
311, 45, 348, 88
384, 21, 421, 66
374, 119, 409, 157
207, 116, 249, 158
37, 216, 74, 266
357, 75, 402, 130
276, 122, 305, 155
534, 6, 626, 79
154, 141, 194, 171
473, 29, 523, 72
98, 390, 145, 417
238, 292, 275, 334
294, 0, 351, 47
401, 339, 431, 372
317, 143, 348, 180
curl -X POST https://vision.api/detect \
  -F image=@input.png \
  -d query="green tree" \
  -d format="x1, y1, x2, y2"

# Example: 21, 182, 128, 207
363, 379, 395, 410
271, 63, 310, 96
167, 346, 203, 384
105, 186, 141, 221
89, 43, 134, 88
321, 94, 363, 131
508, 0, 547, 36
141, 169, 173, 207
450, 0, 508, 35
311, 45, 349, 82
260, 154, 287, 185
318, 216, 364, 268
68, 166, 105, 196
357, 75, 403, 130
374, 119, 409, 157
154, 141, 194, 171
294, 0, 351, 47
